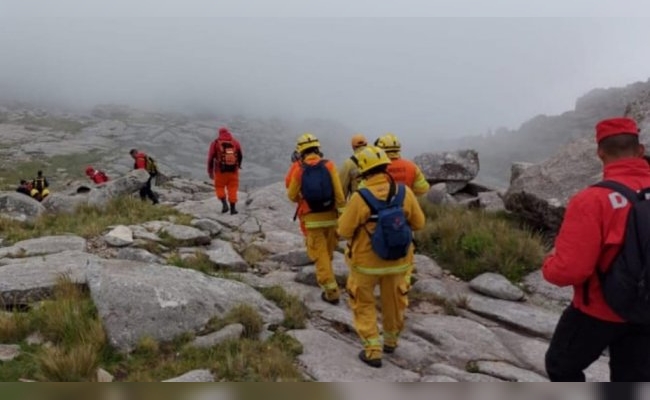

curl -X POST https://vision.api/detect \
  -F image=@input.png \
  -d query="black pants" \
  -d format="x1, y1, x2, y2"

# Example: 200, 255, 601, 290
545, 305, 650, 382
139, 175, 159, 204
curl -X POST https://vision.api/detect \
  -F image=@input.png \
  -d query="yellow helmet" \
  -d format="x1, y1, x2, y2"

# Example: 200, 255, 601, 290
375, 133, 401, 153
296, 133, 321, 153
354, 145, 391, 174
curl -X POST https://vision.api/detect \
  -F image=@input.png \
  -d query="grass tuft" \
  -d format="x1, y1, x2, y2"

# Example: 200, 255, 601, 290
258, 286, 308, 329
0, 196, 192, 244
415, 200, 547, 282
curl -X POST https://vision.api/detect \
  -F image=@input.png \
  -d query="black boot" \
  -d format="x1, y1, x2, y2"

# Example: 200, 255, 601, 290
220, 198, 229, 213
230, 202, 238, 215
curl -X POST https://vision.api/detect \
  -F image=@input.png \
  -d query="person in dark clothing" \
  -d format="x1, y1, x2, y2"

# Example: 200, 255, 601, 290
30, 170, 50, 201
543, 117, 650, 382
16, 180, 32, 196
129, 149, 159, 205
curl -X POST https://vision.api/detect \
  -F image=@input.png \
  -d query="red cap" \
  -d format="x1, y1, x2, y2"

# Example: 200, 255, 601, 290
596, 117, 639, 143
218, 127, 230, 135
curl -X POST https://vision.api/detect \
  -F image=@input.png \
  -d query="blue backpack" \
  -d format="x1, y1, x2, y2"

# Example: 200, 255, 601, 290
301, 160, 335, 213
358, 184, 413, 260
589, 180, 650, 324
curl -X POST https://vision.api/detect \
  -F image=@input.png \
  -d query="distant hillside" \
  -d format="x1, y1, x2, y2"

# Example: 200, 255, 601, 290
0, 103, 352, 191
440, 79, 650, 188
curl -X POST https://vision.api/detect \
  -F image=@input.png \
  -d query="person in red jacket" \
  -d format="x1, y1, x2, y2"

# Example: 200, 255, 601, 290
543, 117, 650, 382
207, 127, 243, 215
129, 149, 159, 204
85, 166, 109, 184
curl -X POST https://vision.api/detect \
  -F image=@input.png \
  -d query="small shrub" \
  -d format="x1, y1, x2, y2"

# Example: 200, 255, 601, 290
266, 332, 303, 358
259, 286, 308, 329
134, 336, 160, 358
0, 312, 32, 343
415, 202, 546, 282
206, 305, 264, 339
212, 338, 304, 382
37, 344, 99, 381
167, 251, 215, 274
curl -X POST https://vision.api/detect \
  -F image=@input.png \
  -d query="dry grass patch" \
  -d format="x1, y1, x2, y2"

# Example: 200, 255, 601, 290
0, 196, 193, 244
0, 280, 305, 382
258, 286, 308, 329
167, 251, 215, 274
415, 201, 547, 282
204, 304, 264, 339
0, 312, 32, 343
37, 344, 99, 382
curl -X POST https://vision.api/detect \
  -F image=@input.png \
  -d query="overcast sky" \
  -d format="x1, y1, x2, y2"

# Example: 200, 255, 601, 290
1, 1, 650, 140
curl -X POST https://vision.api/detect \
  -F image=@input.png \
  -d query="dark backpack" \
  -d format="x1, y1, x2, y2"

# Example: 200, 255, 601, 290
358, 183, 413, 260
300, 159, 335, 213
214, 140, 238, 173
145, 156, 158, 175
591, 180, 650, 324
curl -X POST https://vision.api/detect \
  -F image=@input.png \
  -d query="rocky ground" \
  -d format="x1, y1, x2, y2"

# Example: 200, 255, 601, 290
0, 174, 606, 382
0, 103, 352, 191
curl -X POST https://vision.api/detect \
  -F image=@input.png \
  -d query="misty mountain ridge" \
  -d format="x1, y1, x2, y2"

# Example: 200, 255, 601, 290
2, 77, 650, 192
439, 78, 650, 188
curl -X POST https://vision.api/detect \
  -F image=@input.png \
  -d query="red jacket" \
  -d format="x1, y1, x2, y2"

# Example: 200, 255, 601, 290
133, 152, 148, 170
90, 170, 109, 184
543, 157, 650, 322
206, 129, 243, 176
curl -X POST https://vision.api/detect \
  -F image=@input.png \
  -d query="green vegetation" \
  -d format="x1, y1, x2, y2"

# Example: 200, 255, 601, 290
259, 286, 309, 329
0, 277, 305, 382
16, 115, 88, 134
415, 200, 547, 282
0, 196, 192, 244
0, 151, 105, 190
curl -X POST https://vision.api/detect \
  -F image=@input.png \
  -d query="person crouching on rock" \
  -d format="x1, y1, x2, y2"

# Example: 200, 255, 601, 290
85, 166, 109, 184
30, 170, 50, 201
16, 180, 32, 197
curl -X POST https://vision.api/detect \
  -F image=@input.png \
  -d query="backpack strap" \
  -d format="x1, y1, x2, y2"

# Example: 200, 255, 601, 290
584, 180, 644, 305
592, 180, 641, 204
358, 182, 405, 222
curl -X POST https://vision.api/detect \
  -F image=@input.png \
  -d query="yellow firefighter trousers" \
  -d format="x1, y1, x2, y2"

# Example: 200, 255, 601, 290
346, 269, 409, 360
305, 227, 340, 301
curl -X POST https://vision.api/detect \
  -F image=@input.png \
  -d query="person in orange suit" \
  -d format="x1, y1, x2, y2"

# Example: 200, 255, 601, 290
207, 127, 243, 215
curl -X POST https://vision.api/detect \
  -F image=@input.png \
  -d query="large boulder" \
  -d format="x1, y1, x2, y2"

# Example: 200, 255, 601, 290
0, 251, 99, 305
414, 150, 479, 183
0, 192, 45, 221
87, 259, 283, 353
503, 138, 599, 232
503, 132, 650, 232
41, 193, 89, 214
87, 169, 151, 207
0, 235, 87, 258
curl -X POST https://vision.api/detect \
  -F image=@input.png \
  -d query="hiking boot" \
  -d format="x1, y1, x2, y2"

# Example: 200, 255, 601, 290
358, 350, 382, 368
220, 199, 229, 213
230, 202, 238, 215
321, 292, 340, 305
383, 344, 397, 354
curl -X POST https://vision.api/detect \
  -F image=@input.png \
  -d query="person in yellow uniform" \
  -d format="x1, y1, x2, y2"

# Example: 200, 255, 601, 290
339, 134, 368, 200
374, 133, 430, 196
287, 133, 346, 304
374, 133, 430, 287
337, 146, 426, 368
